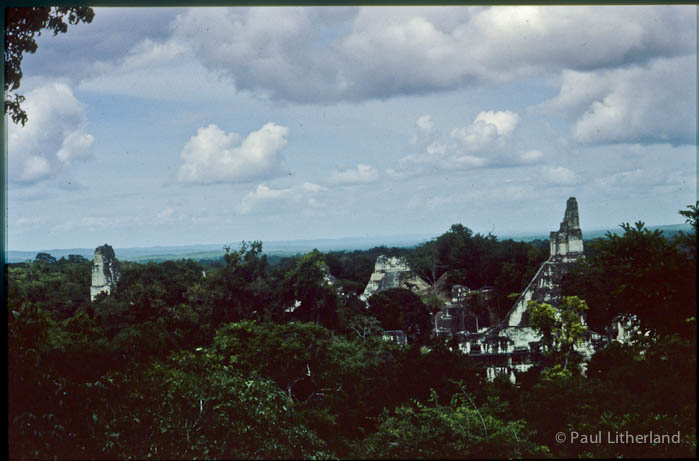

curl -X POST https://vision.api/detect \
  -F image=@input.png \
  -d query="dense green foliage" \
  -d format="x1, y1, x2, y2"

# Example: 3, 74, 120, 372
361, 390, 550, 459
8, 255, 91, 319
563, 220, 696, 337
367, 288, 432, 344
325, 227, 547, 326
8, 210, 696, 459
408, 224, 548, 321
528, 296, 590, 370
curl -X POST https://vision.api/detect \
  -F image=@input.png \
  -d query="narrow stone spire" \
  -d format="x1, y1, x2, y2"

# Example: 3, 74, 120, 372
561, 197, 580, 231
90, 244, 121, 301
550, 197, 584, 258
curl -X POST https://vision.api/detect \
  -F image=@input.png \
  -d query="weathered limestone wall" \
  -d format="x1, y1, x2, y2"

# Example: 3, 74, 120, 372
498, 326, 543, 350
360, 255, 430, 301
90, 244, 121, 301
505, 259, 579, 327
374, 255, 410, 272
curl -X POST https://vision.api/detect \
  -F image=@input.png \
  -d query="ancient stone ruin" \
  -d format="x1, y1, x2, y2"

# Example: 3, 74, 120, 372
437, 197, 604, 382
434, 284, 492, 336
359, 255, 431, 302
90, 244, 121, 301
550, 196, 584, 261
381, 330, 408, 347
505, 197, 584, 327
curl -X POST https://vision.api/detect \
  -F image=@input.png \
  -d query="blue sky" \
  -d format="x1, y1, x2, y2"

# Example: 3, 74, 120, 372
7, 5, 697, 250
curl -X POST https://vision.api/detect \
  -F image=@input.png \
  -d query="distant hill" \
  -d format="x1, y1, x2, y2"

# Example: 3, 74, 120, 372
7, 224, 691, 263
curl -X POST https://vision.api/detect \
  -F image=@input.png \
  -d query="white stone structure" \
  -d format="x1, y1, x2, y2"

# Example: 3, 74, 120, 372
506, 197, 585, 328
90, 244, 121, 301
451, 197, 599, 383
359, 255, 430, 301
550, 197, 584, 260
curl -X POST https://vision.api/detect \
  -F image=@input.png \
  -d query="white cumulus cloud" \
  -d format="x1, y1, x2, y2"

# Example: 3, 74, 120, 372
76, 34, 240, 101
62, 6, 694, 107
121, 38, 188, 70
34, 5, 692, 107
542, 55, 696, 145
451, 110, 520, 152
160, 6, 694, 103
416, 114, 434, 134
519, 150, 544, 164
177, 122, 289, 184
8, 82, 94, 185
237, 182, 326, 214
389, 109, 541, 178
327, 164, 380, 185
170, 7, 350, 102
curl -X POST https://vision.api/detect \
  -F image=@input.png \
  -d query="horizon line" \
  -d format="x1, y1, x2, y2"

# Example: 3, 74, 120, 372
7, 222, 690, 254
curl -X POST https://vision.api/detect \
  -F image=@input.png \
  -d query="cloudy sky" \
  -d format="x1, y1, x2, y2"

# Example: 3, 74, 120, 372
8, 5, 697, 250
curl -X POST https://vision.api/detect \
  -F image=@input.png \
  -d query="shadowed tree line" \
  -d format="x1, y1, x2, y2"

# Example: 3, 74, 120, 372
8, 204, 696, 459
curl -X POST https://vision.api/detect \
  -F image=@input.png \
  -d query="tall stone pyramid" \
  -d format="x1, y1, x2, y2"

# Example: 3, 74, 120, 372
505, 197, 584, 326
